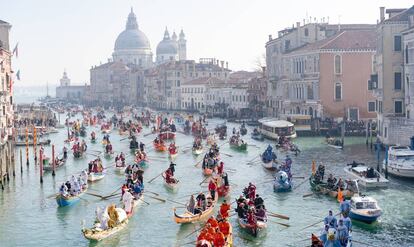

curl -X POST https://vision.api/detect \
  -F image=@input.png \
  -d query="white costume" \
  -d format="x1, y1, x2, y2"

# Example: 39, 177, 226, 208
122, 190, 134, 214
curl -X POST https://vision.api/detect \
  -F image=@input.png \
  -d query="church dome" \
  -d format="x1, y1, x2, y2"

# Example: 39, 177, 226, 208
114, 9, 151, 51
156, 28, 178, 55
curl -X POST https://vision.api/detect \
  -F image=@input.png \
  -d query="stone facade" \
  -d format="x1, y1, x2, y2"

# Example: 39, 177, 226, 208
373, 6, 414, 145
265, 21, 376, 119
55, 71, 88, 103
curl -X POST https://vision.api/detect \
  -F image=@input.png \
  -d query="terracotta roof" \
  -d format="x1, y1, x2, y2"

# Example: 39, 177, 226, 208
182, 77, 225, 86
384, 6, 414, 23
287, 30, 376, 54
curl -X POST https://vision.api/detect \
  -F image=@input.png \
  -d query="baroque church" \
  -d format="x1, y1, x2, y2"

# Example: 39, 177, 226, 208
111, 8, 187, 68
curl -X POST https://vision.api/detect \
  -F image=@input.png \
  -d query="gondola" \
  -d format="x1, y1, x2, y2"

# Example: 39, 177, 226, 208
173, 193, 218, 224
237, 215, 267, 237
162, 171, 179, 191
309, 174, 354, 199
153, 142, 167, 152
56, 186, 88, 207
88, 170, 106, 182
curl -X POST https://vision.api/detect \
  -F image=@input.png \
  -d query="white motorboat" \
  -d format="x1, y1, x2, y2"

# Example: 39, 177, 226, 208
383, 146, 414, 178
349, 194, 382, 223
344, 164, 389, 188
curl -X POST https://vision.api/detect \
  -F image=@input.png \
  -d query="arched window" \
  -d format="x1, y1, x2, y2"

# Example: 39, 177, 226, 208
335, 82, 342, 100
334, 55, 341, 74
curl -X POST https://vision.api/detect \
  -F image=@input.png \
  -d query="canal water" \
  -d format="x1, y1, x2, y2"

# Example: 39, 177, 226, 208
0, 113, 413, 247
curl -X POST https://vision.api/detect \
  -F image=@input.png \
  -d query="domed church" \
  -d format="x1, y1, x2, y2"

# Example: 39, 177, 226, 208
156, 27, 187, 64
112, 8, 153, 68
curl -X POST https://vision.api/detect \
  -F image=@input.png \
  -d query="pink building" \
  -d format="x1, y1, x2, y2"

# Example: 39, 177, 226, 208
319, 30, 377, 120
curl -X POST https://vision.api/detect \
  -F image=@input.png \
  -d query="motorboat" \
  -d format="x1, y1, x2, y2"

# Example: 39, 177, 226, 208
349, 194, 382, 223
384, 146, 414, 178
344, 162, 388, 188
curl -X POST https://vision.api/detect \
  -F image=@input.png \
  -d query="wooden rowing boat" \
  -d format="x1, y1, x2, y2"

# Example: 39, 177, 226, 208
192, 146, 203, 155
238, 216, 267, 237
309, 174, 354, 199
56, 186, 87, 207
173, 193, 218, 224
260, 155, 278, 170
197, 224, 233, 247
44, 157, 66, 172
88, 171, 106, 182
162, 172, 179, 191
229, 142, 247, 151
158, 131, 176, 140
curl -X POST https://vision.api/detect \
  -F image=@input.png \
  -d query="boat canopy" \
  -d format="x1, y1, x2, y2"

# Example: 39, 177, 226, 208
258, 118, 294, 128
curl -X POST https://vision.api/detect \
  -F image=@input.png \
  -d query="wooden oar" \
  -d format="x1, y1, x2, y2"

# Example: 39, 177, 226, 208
177, 240, 197, 247
266, 210, 289, 220
148, 172, 163, 183
221, 152, 233, 157
146, 194, 166, 203
139, 198, 150, 205
145, 190, 160, 196
269, 219, 290, 227
293, 176, 310, 190
199, 176, 210, 185
144, 132, 154, 137
292, 176, 305, 179
194, 158, 204, 167
183, 225, 204, 239
103, 193, 121, 200
301, 212, 340, 230
352, 239, 376, 247
303, 192, 314, 198
167, 199, 187, 207
85, 192, 104, 199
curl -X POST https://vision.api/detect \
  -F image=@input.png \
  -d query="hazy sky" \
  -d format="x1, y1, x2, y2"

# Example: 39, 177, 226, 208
2, 0, 412, 86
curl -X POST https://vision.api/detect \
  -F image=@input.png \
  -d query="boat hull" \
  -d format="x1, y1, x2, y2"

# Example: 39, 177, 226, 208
88, 172, 105, 182
349, 210, 381, 224
174, 194, 217, 224
237, 217, 267, 237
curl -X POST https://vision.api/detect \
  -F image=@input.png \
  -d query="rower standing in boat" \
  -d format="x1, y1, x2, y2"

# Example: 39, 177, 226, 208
324, 210, 337, 228
336, 219, 349, 246
139, 141, 145, 152
168, 162, 176, 176
63, 146, 68, 159
208, 179, 217, 200
122, 189, 134, 215
219, 200, 231, 218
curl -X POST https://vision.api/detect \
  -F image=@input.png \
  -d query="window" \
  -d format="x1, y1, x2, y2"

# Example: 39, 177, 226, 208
335, 82, 342, 100
304, 28, 309, 37
395, 100, 403, 114
177, 80, 180, 87
368, 102, 375, 112
177, 72, 181, 77
394, 72, 402, 90
307, 85, 314, 99
284, 40, 291, 51
384, 127, 388, 138
394, 36, 402, 51
334, 55, 341, 74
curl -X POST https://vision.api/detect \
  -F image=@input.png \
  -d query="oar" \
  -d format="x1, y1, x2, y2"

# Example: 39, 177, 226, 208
146, 194, 166, 203
145, 190, 160, 196
144, 132, 153, 137
258, 178, 274, 185
177, 240, 197, 247
221, 152, 233, 157
247, 155, 260, 164
293, 176, 310, 190
182, 225, 204, 239
167, 199, 187, 207
101, 185, 122, 199
301, 212, 340, 230
269, 219, 290, 227
194, 158, 203, 167
303, 192, 314, 198
292, 176, 305, 179
103, 193, 121, 200
140, 198, 150, 205
85, 192, 104, 199
199, 176, 210, 185
352, 240, 376, 247
148, 172, 163, 183
266, 211, 289, 220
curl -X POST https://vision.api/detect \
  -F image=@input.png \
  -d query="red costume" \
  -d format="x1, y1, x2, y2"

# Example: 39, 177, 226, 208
219, 202, 231, 218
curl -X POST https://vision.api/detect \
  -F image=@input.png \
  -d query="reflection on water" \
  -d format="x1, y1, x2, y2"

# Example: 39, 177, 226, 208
0, 116, 413, 246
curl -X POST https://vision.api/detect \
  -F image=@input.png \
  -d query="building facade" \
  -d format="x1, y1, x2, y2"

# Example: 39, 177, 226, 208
373, 6, 414, 145
0, 19, 15, 189
265, 21, 376, 119
55, 71, 88, 103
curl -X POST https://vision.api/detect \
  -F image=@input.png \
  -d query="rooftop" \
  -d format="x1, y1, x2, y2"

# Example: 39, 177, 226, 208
182, 77, 225, 86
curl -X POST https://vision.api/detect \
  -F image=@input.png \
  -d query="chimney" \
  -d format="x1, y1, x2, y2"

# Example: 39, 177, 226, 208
380, 7, 385, 22
268, 35, 272, 41
226, 62, 228, 70
220, 61, 224, 68
303, 19, 306, 25
296, 22, 300, 28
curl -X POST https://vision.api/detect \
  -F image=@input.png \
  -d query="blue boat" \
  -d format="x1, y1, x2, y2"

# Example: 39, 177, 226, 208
55, 188, 87, 207
349, 195, 382, 224
273, 171, 292, 192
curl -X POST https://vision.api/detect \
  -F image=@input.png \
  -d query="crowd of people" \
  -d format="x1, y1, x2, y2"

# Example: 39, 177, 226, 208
236, 183, 267, 226
59, 172, 88, 197
196, 202, 232, 247
88, 158, 104, 173
311, 209, 352, 247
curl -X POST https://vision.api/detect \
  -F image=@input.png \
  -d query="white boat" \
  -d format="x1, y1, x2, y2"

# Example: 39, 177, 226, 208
192, 147, 203, 155
258, 118, 296, 140
344, 164, 388, 188
115, 165, 126, 174
384, 146, 414, 178
88, 171, 106, 182
349, 194, 382, 224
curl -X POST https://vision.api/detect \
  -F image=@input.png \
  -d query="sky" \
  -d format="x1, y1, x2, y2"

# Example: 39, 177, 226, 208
1, 0, 413, 87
